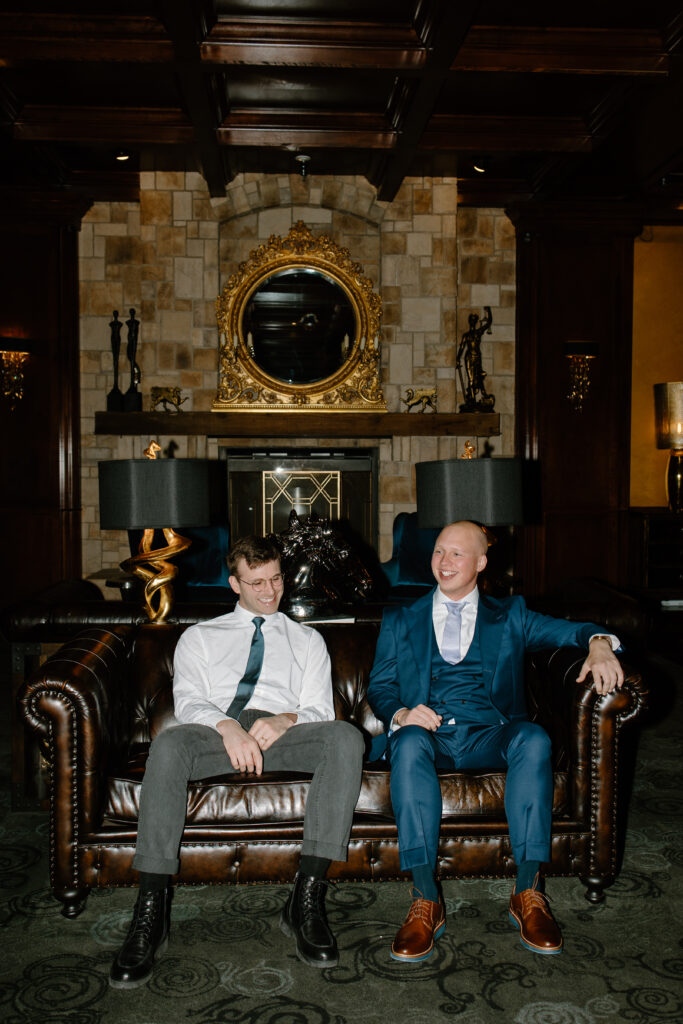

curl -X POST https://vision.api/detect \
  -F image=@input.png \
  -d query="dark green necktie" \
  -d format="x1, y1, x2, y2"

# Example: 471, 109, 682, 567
226, 616, 265, 721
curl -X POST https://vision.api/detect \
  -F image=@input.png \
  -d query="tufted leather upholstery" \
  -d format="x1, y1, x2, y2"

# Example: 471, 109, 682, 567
19, 620, 647, 918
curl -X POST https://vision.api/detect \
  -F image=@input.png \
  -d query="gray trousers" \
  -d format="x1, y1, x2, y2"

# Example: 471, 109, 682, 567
133, 711, 365, 876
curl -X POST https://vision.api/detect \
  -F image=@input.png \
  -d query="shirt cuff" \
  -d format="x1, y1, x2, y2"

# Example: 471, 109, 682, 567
390, 708, 407, 731
589, 633, 621, 651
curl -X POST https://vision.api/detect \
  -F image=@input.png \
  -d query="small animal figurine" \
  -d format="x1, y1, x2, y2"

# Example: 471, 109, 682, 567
402, 387, 438, 413
150, 386, 187, 413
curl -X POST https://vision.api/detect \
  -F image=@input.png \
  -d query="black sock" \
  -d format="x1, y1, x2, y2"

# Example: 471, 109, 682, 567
515, 861, 541, 893
298, 855, 331, 880
411, 863, 439, 902
138, 872, 170, 893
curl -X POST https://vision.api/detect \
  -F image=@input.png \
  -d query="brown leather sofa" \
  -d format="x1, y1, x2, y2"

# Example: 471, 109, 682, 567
19, 618, 647, 919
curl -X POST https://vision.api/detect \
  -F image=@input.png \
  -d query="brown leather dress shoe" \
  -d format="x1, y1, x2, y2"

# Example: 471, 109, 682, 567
508, 880, 563, 955
390, 896, 446, 962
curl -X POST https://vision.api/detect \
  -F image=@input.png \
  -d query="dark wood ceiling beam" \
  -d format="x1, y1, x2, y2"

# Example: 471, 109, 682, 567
421, 115, 593, 152
374, 1, 482, 201
217, 109, 395, 148
158, 0, 228, 197
202, 18, 425, 69
217, 128, 395, 149
70, 170, 141, 203
0, 13, 173, 63
13, 106, 195, 144
455, 27, 668, 75
457, 176, 535, 206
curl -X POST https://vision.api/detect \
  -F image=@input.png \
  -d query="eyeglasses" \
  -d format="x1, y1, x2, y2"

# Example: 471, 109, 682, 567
236, 573, 284, 592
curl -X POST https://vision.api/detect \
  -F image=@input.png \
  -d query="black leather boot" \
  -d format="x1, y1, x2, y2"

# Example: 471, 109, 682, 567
279, 873, 339, 967
109, 887, 171, 989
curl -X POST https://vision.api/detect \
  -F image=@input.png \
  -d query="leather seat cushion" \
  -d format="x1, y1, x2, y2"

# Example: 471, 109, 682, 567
103, 753, 569, 825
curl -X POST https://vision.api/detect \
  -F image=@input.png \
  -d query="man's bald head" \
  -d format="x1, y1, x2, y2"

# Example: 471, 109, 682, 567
438, 520, 488, 556
431, 520, 488, 601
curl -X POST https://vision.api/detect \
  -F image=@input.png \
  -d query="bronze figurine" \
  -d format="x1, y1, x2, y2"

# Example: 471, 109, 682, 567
456, 306, 495, 412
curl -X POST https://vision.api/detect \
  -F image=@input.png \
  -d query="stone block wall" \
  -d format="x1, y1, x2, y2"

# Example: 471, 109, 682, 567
79, 172, 515, 578
457, 207, 517, 457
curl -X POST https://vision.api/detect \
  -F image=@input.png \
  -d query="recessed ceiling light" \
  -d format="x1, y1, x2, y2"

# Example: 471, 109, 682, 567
115, 151, 130, 162
473, 163, 486, 174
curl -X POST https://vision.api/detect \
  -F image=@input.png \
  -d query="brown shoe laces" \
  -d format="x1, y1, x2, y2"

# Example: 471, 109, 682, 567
405, 897, 441, 926
518, 887, 554, 918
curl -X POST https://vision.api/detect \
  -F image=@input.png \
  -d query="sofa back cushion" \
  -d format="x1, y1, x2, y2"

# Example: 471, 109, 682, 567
127, 619, 384, 747
129, 624, 181, 744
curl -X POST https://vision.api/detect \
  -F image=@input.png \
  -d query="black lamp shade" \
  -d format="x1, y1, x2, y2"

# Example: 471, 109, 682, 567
416, 458, 523, 528
98, 459, 226, 530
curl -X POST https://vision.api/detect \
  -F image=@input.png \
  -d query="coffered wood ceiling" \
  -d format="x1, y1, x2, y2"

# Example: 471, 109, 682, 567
1, 1, 682, 212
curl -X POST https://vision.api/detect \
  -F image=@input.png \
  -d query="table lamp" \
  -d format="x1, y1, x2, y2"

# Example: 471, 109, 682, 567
98, 448, 226, 623
416, 456, 524, 529
654, 382, 683, 514
416, 455, 524, 592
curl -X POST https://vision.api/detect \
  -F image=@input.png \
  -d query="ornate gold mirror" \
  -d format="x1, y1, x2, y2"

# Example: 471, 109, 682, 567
213, 222, 386, 412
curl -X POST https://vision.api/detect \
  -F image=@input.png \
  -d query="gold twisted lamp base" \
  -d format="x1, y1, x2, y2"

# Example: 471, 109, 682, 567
121, 527, 192, 623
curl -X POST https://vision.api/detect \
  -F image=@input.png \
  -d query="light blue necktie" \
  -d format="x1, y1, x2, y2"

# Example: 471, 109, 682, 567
226, 616, 265, 720
441, 601, 465, 664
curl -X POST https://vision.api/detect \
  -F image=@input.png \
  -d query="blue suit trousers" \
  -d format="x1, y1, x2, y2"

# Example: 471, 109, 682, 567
389, 720, 553, 871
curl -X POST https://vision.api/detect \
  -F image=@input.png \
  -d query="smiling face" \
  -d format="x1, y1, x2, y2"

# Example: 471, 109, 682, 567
229, 557, 284, 616
431, 522, 488, 601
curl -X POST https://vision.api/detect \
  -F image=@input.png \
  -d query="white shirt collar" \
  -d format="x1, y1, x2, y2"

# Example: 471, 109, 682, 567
232, 601, 281, 627
433, 585, 480, 612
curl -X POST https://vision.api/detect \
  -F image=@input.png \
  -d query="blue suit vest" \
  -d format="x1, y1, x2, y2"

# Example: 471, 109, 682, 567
429, 618, 502, 726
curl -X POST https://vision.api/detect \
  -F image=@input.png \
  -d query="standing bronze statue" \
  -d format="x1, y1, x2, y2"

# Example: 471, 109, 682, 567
123, 307, 142, 411
106, 310, 124, 411
456, 306, 495, 412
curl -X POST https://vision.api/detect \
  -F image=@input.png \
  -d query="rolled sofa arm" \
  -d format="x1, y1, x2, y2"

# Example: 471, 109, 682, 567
18, 626, 136, 908
526, 645, 648, 900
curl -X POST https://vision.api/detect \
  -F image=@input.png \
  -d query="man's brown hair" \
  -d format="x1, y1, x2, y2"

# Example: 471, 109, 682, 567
227, 535, 281, 575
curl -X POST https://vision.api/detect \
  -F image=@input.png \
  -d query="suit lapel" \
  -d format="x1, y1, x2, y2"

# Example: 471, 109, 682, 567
477, 594, 506, 692
403, 589, 435, 696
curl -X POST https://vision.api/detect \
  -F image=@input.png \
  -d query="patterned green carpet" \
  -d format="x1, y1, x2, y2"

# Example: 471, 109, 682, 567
2, 658, 682, 1024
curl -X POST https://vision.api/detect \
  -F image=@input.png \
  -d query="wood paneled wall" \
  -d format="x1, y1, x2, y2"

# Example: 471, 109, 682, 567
510, 204, 642, 597
0, 192, 87, 609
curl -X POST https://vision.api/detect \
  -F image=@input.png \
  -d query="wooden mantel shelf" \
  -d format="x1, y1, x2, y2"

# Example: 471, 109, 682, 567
95, 411, 500, 439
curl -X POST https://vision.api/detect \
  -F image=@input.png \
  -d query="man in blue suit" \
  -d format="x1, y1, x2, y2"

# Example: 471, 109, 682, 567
368, 520, 623, 962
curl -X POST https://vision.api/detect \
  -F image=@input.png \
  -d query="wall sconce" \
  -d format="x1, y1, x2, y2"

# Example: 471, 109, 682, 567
654, 381, 683, 514
564, 340, 599, 412
0, 337, 32, 410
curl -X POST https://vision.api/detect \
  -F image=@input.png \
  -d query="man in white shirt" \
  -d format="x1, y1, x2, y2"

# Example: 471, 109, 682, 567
368, 520, 623, 963
110, 535, 364, 989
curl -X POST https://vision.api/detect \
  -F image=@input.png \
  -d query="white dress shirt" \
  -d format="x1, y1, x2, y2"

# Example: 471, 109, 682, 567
173, 603, 334, 732
432, 586, 480, 661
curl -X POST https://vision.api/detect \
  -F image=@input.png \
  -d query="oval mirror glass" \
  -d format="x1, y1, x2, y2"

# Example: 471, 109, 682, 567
242, 268, 356, 385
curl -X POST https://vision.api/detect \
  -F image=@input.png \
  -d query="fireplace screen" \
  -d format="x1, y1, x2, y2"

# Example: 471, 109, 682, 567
263, 470, 340, 533
223, 449, 376, 547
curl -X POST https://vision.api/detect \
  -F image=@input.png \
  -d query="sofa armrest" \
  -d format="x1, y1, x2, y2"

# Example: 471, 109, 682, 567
18, 627, 136, 867
526, 645, 647, 770
525, 645, 648, 899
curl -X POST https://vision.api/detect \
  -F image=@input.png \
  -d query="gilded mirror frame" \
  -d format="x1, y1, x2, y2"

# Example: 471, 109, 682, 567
213, 221, 386, 412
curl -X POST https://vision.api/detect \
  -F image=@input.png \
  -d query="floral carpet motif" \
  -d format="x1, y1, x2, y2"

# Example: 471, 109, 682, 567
1, 658, 681, 1024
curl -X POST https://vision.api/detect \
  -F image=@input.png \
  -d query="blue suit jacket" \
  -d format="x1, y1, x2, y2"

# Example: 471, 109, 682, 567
367, 589, 600, 759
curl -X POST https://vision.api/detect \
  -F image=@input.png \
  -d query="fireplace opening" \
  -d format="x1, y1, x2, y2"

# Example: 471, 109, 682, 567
220, 447, 379, 554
